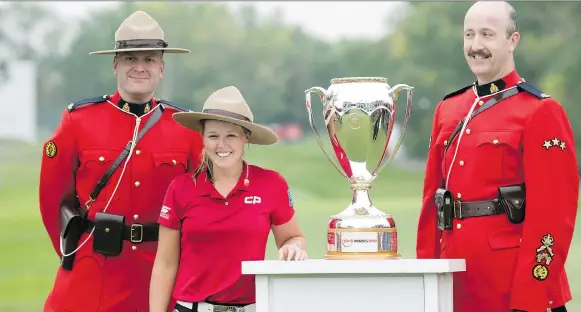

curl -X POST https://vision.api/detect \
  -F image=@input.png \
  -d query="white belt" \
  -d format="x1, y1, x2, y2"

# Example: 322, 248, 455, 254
176, 301, 256, 312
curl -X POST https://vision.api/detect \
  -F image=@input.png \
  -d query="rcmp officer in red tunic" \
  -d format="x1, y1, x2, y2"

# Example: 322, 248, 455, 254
416, 2, 578, 312
39, 11, 203, 312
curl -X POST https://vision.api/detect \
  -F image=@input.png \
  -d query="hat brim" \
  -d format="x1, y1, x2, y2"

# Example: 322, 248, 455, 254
172, 111, 278, 145
89, 47, 191, 55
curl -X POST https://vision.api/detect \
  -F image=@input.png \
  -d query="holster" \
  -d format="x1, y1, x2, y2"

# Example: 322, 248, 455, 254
92, 212, 125, 257
435, 188, 454, 231
498, 183, 526, 224
59, 197, 86, 271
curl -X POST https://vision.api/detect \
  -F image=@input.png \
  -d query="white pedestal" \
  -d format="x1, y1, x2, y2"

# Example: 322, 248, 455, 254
242, 259, 465, 312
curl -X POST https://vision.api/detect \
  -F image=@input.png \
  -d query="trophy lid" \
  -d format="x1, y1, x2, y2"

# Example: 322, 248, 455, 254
331, 77, 388, 84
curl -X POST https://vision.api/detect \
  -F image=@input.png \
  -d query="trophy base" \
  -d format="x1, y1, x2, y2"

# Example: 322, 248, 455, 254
325, 251, 401, 260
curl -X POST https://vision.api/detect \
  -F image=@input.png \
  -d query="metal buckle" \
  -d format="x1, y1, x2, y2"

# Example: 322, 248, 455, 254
130, 224, 143, 243
212, 305, 244, 312
84, 197, 95, 210
454, 201, 463, 219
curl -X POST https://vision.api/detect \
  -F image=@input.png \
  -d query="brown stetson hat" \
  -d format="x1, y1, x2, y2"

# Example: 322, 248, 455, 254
173, 86, 278, 145
89, 10, 190, 55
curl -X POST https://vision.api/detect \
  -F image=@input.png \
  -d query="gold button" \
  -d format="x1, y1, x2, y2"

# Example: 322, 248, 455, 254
465, 129, 471, 134
99, 156, 105, 162
457, 193, 462, 199
135, 150, 141, 155
225, 202, 229, 206
133, 214, 139, 220
444, 140, 448, 146
172, 159, 177, 165
459, 160, 465, 166
132, 246, 137, 251
134, 181, 140, 187
105, 227, 110, 233
457, 224, 462, 229
493, 139, 499, 144
478, 100, 484, 106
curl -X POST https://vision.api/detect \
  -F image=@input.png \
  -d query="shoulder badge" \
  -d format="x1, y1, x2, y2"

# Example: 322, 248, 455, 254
67, 95, 110, 112
45, 141, 57, 158
155, 98, 192, 112
517, 82, 551, 100
442, 85, 472, 100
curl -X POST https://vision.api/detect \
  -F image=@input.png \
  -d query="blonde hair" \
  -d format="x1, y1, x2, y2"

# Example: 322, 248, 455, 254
193, 148, 214, 183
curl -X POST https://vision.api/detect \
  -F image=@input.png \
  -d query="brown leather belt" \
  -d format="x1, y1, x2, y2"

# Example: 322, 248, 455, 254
84, 220, 159, 244
453, 198, 506, 220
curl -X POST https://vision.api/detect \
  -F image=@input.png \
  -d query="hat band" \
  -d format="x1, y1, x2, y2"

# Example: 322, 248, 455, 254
203, 109, 251, 123
115, 39, 168, 50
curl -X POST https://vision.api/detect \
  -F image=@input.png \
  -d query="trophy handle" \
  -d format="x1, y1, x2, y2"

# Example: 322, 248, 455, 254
305, 87, 350, 180
379, 84, 414, 171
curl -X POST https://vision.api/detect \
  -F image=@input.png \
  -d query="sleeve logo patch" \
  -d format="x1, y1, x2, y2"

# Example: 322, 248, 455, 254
288, 190, 294, 207
543, 137, 565, 151
45, 141, 57, 158
160, 206, 171, 219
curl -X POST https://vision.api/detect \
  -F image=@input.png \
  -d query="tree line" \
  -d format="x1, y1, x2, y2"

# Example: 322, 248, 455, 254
3, 1, 581, 163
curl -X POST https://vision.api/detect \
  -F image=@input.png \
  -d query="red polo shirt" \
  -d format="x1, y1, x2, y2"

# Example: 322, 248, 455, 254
157, 164, 295, 304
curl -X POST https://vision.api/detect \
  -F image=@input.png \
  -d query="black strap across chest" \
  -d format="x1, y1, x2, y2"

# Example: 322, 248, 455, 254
87, 106, 164, 206
443, 86, 523, 155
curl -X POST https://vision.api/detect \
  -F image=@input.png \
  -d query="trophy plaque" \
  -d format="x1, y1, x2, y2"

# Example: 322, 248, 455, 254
305, 77, 413, 260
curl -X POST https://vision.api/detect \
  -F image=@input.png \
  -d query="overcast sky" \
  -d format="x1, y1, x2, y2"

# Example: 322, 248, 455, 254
44, 1, 406, 41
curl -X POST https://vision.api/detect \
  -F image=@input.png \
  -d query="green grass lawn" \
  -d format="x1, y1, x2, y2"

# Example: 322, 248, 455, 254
0, 138, 579, 311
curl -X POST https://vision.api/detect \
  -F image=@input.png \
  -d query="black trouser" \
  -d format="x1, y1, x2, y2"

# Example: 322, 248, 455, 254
173, 302, 198, 312
173, 302, 249, 312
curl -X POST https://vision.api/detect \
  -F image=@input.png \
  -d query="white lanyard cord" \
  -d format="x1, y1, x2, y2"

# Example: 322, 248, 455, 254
443, 85, 518, 190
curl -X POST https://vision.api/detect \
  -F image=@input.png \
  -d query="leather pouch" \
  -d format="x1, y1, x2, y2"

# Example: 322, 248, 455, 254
498, 184, 526, 224
93, 212, 125, 256
435, 188, 453, 231
59, 200, 85, 271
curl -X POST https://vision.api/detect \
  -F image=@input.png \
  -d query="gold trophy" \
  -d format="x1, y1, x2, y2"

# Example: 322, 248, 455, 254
305, 77, 413, 260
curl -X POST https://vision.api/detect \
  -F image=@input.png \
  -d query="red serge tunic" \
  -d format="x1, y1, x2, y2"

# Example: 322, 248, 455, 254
157, 164, 295, 304
416, 71, 579, 312
39, 91, 203, 312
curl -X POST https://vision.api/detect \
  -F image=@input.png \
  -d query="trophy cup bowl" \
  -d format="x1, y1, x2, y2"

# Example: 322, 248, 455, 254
305, 77, 413, 260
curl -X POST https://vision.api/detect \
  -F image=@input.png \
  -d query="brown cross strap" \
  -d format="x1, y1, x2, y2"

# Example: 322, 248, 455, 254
440, 83, 528, 189
443, 85, 523, 155
87, 106, 163, 207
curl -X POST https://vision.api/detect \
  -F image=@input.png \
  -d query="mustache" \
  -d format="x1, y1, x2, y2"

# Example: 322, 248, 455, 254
468, 50, 491, 58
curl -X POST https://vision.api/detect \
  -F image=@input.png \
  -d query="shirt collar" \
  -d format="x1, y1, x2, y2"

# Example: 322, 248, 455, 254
196, 162, 250, 198
474, 70, 522, 97
109, 90, 157, 116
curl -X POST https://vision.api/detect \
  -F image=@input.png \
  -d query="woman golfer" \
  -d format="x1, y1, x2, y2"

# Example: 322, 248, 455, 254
149, 86, 308, 312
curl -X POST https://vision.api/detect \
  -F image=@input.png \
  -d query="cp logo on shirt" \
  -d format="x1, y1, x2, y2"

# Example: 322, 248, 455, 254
244, 196, 262, 204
